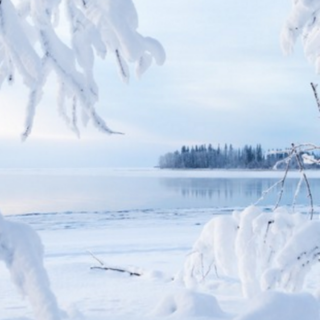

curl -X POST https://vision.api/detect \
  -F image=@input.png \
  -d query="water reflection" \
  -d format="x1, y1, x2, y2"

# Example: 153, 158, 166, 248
159, 177, 320, 207
1, 170, 319, 214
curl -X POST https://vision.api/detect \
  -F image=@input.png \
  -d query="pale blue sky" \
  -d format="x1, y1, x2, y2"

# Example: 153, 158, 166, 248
0, 0, 319, 168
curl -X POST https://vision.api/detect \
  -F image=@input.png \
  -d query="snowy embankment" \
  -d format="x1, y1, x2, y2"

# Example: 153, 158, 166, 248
1, 206, 320, 320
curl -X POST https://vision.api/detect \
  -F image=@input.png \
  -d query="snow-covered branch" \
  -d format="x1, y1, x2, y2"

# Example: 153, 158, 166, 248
281, 0, 320, 72
268, 143, 319, 219
0, 0, 165, 138
88, 250, 142, 276
310, 82, 320, 113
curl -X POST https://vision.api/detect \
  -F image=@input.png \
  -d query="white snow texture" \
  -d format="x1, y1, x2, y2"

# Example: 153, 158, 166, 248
282, 0, 320, 72
180, 205, 320, 300
234, 291, 319, 320
0, 0, 165, 138
152, 289, 228, 318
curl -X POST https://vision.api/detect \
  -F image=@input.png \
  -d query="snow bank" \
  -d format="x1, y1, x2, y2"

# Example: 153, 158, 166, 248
0, 213, 61, 320
234, 291, 319, 320
152, 289, 228, 318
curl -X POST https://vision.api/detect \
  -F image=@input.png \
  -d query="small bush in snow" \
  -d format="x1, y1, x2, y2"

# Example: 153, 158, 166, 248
179, 206, 319, 299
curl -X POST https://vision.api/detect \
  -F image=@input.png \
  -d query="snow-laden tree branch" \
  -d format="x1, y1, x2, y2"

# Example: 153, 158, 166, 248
281, 0, 320, 71
0, 0, 165, 139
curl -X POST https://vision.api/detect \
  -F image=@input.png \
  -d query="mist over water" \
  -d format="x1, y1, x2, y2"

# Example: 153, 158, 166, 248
0, 168, 319, 215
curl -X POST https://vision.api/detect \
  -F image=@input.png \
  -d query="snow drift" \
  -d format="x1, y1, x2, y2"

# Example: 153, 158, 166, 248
152, 289, 229, 319
234, 291, 319, 320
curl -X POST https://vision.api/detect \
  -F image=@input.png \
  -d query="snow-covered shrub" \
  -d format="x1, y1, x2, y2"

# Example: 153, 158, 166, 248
262, 220, 320, 293
235, 206, 262, 298
177, 214, 238, 288
180, 206, 318, 298
0, 213, 61, 320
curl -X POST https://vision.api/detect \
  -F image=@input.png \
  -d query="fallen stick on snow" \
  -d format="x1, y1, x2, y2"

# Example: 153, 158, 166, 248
87, 250, 142, 277
90, 265, 141, 276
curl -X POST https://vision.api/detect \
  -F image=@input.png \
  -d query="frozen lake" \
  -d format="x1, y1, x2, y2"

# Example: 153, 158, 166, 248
1, 168, 320, 215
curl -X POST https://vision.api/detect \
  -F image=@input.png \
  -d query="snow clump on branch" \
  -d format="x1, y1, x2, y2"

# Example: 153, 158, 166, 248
281, 0, 320, 72
0, 0, 165, 139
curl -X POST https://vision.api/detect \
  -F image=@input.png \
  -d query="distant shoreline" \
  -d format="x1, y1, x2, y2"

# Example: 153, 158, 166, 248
155, 167, 309, 172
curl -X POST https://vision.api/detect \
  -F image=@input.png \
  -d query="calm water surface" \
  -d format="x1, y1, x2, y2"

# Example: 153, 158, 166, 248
0, 168, 319, 215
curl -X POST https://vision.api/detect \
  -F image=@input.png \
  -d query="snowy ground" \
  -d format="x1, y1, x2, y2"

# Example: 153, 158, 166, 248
1, 207, 320, 320
0, 208, 224, 320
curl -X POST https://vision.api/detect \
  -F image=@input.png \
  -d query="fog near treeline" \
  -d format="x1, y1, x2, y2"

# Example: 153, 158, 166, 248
158, 143, 319, 169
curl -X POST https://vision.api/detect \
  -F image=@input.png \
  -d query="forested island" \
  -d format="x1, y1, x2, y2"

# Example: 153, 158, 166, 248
158, 143, 320, 169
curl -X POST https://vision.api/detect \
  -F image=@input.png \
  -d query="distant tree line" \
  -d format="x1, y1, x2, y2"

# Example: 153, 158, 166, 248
158, 143, 320, 169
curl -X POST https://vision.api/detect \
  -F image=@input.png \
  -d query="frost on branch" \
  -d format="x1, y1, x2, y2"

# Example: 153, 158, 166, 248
281, 0, 320, 72
0, 0, 165, 139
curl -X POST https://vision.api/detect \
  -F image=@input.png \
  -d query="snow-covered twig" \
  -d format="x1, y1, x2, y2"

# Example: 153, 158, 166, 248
87, 250, 104, 266
88, 250, 142, 277
291, 143, 314, 219
259, 143, 317, 218
254, 149, 293, 209
292, 175, 304, 212
310, 82, 320, 114
273, 149, 293, 211
90, 265, 141, 277
254, 179, 282, 206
